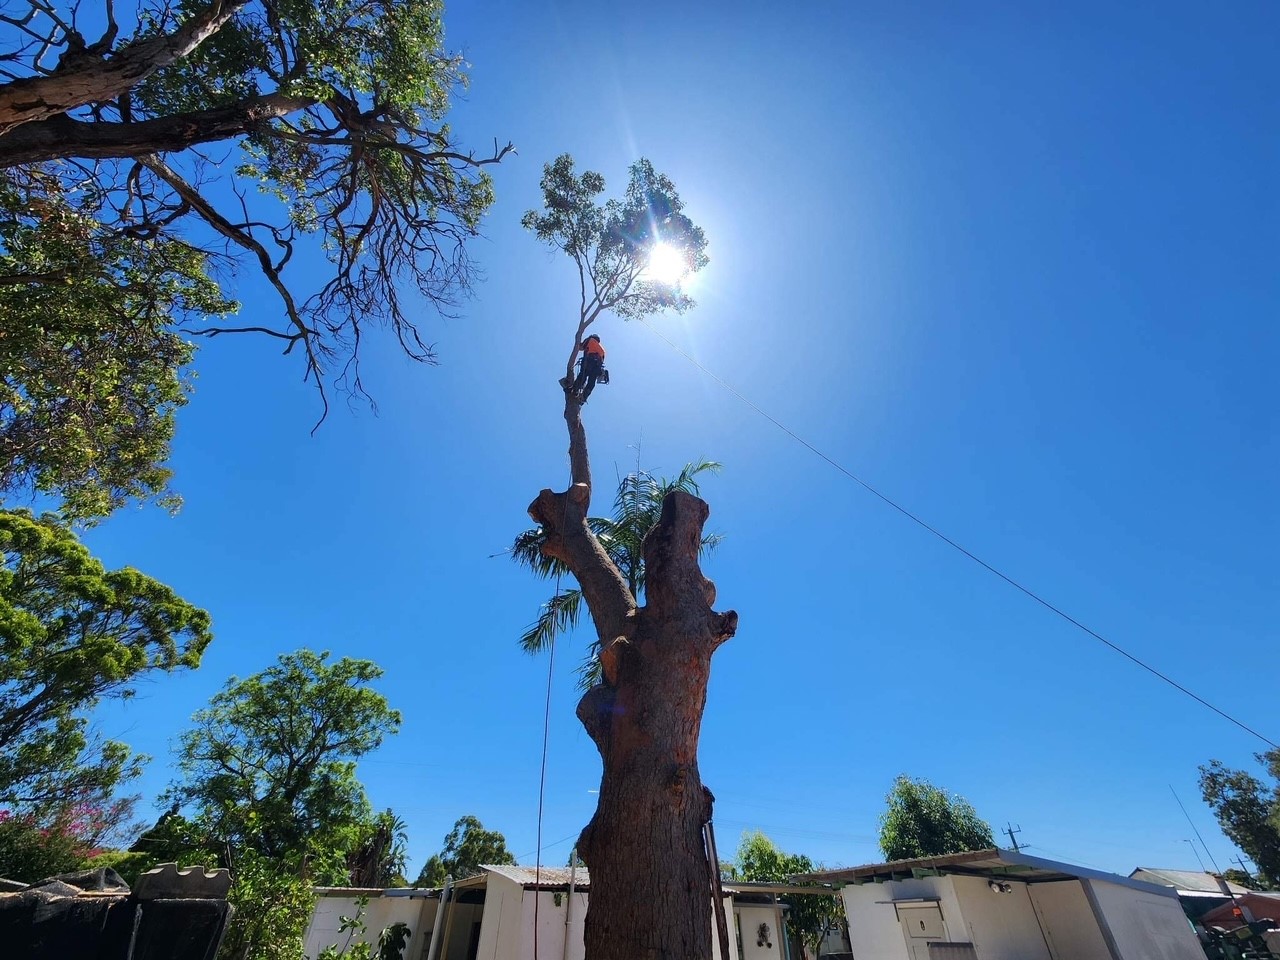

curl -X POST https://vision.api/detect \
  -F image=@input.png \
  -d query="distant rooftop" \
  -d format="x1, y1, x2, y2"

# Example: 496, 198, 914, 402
1129, 868, 1252, 897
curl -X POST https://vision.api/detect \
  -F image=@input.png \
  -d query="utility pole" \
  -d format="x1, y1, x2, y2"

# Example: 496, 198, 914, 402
1230, 856, 1255, 883
1004, 824, 1023, 852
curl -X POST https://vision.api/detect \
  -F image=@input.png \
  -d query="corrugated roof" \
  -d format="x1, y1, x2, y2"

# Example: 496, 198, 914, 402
1129, 868, 1252, 896
483, 864, 587, 888
796, 848, 1171, 896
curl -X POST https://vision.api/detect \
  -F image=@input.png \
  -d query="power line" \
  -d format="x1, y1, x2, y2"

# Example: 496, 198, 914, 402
638, 317, 1275, 749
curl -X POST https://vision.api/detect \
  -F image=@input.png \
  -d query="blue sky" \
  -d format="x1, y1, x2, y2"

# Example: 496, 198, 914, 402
80, 0, 1276, 879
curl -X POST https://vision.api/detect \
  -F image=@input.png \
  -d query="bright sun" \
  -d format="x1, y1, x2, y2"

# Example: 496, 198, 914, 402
645, 242, 687, 286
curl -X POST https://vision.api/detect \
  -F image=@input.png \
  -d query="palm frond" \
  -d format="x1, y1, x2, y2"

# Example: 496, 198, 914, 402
512, 459, 725, 684
519, 588, 584, 654
509, 527, 570, 580
574, 643, 604, 691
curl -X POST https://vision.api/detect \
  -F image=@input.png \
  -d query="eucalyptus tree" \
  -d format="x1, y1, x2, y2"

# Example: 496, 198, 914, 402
0, 0, 510, 518
1200, 751, 1280, 888
521, 154, 727, 959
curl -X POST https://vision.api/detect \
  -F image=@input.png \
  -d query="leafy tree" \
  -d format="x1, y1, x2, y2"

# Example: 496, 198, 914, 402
736, 830, 846, 959
522, 154, 707, 399
1222, 867, 1263, 891
511, 459, 721, 687
520, 155, 724, 959
0, 0, 511, 518
218, 848, 317, 960
0, 167, 233, 518
0, 807, 89, 881
0, 792, 140, 881
0, 509, 212, 813
1199, 750, 1280, 888
414, 814, 514, 885
878, 775, 995, 861
168, 649, 401, 882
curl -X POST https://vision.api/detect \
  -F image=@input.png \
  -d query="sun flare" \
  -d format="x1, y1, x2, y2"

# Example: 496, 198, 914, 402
645, 242, 687, 286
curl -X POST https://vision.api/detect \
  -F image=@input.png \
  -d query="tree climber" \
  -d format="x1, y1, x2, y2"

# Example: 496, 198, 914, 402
569, 334, 607, 403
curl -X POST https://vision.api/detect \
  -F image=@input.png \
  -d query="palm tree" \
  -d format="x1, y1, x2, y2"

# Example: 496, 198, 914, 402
347, 808, 410, 887
511, 460, 723, 687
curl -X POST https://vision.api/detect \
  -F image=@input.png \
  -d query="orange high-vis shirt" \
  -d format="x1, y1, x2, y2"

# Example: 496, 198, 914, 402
584, 340, 606, 359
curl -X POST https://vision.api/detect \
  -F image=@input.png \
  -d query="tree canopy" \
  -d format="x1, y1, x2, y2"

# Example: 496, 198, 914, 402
415, 814, 514, 886
522, 153, 708, 384
0, 508, 211, 813
168, 649, 400, 881
0, 0, 510, 518
878, 775, 995, 862
1199, 750, 1280, 888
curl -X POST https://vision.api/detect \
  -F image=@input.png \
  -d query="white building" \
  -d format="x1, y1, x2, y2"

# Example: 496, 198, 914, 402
798, 848, 1204, 960
305, 864, 840, 960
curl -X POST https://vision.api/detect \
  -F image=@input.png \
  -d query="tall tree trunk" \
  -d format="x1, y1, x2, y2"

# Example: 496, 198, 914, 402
528, 395, 737, 960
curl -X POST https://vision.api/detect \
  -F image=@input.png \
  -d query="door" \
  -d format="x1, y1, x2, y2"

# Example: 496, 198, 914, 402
898, 904, 947, 960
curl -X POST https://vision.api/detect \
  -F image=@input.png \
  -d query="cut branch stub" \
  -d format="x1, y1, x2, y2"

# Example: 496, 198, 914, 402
641, 490, 733, 640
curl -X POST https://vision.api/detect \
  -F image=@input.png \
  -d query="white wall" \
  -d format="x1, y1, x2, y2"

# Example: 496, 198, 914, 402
304, 894, 435, 960
843, 876, 959, 960
736, 904, 784, 960
713, 896, 740, 960
1027, 880, 1112, 960
519, 889, 586, 960
1087, 880, 1204, 960
473, 875, 590, 960
475, 873, 520, 960
949, 875, 1052, 960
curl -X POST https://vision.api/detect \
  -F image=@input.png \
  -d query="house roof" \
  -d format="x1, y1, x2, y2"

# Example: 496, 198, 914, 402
1128, 868, 1251, 897
483, 865, 582, 888
480, 864, 834, 899
315, 864, 844, 900
794, 848, 1172, 897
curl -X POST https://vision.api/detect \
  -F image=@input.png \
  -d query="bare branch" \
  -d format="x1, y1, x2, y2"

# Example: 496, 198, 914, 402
141, 155, 329, 422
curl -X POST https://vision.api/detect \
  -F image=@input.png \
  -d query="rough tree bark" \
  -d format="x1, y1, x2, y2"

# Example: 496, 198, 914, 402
528, 379, 738, 960
0, 0, 254, 137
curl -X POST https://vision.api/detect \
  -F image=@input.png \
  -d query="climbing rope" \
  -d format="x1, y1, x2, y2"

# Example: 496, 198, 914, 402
532, 565, 562, 960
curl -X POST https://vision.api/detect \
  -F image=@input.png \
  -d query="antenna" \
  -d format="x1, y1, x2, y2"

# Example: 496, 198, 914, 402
1183, 839, 1208, 873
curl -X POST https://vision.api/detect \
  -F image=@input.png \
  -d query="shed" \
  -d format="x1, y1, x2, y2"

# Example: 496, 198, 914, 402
796, 848, 1203, 960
